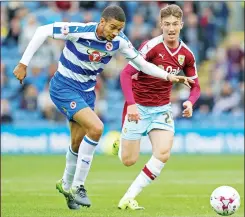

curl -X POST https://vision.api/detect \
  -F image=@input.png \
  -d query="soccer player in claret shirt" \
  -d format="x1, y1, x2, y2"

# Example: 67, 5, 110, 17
13, 5, 193, 210
113, 4, 201, 210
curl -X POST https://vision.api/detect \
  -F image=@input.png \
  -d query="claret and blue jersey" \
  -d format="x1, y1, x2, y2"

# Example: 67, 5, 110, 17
49, 22, 138, 120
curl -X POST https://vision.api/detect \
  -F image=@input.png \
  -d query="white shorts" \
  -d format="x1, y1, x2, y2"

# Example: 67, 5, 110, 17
121, 103, 175, 140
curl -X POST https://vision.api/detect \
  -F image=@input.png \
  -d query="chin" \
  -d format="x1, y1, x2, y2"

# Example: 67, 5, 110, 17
168, 37, 178, 42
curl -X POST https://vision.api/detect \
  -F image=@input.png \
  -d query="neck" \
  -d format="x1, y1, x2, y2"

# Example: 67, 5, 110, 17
163, 38, 180, 49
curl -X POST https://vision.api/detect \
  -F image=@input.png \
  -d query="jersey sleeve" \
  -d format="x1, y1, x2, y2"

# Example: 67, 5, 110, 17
52, 22, 95, 41
128, 40, 154, 70
118, 32, 139, 60
183, 52, 198, 79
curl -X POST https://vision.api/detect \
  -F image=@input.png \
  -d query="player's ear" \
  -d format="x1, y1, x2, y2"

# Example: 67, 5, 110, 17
100, 17, 106, 27
159, 20, 163, 28
180, 21, 184, 29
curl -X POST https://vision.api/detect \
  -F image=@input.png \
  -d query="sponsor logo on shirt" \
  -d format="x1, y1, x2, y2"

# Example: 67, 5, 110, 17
159, 65, 181, 75
87, 49, 107, 62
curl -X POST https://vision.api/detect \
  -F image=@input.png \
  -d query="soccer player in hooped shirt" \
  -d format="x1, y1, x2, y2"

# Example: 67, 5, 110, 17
114, 4, 201, 210
13, 5, 193, 210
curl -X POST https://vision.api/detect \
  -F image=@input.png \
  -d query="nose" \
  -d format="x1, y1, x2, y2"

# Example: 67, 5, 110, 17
169, 24, 174, 31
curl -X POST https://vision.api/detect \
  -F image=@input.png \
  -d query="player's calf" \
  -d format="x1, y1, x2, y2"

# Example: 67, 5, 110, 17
119, 155, 165, 202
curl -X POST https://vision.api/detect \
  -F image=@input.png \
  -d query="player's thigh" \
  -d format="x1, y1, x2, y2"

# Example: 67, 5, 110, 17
121, 138, 141, 157
73, 107, 103, 137
121, 104, 150, 141
121, 138, 141, 165
120, 117, 146, 161
148, 129, 174, 158
146, 103, 175, 134
69, 121, 87, 152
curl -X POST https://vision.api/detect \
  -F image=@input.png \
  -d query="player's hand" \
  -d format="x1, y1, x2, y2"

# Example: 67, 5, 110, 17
127, 104, 141, 123
182, 100, 193, 118
132, 73, 139, 80
167, 74, 194, 88
13, 63, 27, 84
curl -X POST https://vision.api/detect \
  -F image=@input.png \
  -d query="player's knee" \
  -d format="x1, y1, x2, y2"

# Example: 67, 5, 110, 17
121, 156, 138, 167
157, 151, 171, 163
88, 122, 104, 140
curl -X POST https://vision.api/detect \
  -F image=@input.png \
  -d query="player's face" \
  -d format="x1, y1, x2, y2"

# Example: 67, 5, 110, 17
100, 18, 125, 41
160, 15, 183, 43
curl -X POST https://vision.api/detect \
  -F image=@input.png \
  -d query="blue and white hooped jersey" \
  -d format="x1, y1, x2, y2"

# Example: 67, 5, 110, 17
52, 22, 139, 91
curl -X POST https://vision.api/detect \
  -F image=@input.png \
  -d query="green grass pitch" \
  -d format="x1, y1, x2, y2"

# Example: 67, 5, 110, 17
1, 155, 244, 217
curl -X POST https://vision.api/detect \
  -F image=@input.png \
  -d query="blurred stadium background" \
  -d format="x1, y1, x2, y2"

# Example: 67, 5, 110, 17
1, 2, 244, 217
1, 1, 244, 154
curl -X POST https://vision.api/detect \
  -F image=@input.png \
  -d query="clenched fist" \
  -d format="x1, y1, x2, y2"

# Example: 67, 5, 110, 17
13, 63, 27, 84
182, 100, 193, 118
127, 104, 141, 123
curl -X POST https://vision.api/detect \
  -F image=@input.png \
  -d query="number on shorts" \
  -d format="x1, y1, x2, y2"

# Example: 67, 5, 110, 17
163, 112, 173, 123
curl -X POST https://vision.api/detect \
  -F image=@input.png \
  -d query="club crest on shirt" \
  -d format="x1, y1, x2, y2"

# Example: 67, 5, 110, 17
178, 55, 185, 65
105, 42, 113, 51
123, 127, 127, 133
61, 25, 70, 35
70, 101, 76, 109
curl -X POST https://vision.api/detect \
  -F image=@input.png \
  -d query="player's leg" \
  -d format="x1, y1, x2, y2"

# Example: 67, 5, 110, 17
49, 83, 101, 207
119, 130, 174, 210
58, 121, 86, 191
70, 107, 103, 207
118, 105, 174, 209
119, 138, 141, 166
117, 139, 145, 210
114, 102, 144, 166
56, 118, 88, 209
117, 104, 149, 210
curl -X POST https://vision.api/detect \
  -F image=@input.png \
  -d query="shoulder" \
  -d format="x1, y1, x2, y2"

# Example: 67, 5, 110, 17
139, 35, 163, 53
118, 31, 130, 42
115, 32, 133, 49
74, 22, 98, 32
180, 40, 196, 60
53, 22, 98, 33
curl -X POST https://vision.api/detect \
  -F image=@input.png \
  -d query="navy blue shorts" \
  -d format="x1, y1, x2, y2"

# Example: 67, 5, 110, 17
49, 74, 96, 121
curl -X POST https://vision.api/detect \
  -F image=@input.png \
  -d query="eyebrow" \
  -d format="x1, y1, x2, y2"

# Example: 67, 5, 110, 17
164, 21, 179, 23
110, 24, 123, 30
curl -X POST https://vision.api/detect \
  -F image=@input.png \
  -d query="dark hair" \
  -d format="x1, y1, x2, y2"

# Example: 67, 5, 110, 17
101, 5, 126, 22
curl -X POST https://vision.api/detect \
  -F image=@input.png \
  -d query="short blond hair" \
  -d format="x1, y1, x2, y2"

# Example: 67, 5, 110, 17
160, 4, 183, 20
